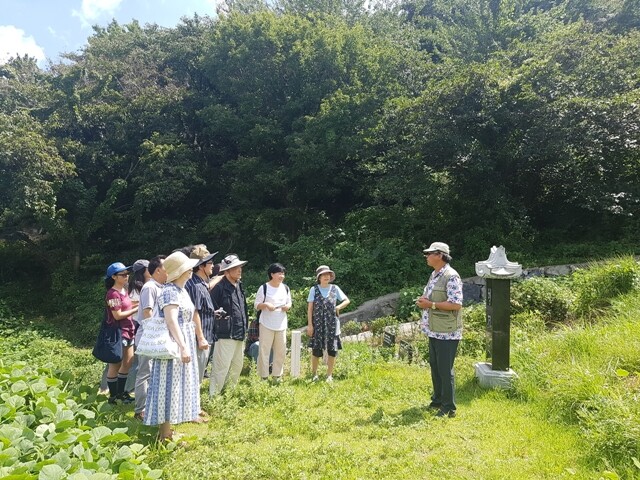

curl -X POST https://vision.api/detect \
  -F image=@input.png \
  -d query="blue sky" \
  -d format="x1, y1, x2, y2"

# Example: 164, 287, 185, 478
0, 0, 220, 66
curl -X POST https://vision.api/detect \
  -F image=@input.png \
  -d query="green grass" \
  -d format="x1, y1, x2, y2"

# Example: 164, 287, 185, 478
154, 352, 592, 480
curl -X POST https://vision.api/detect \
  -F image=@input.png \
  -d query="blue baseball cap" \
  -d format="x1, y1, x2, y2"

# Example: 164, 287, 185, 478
105, 262, 131, 279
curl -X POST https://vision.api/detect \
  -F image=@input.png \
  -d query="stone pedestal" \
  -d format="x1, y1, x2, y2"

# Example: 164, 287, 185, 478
474, 362, 518, 389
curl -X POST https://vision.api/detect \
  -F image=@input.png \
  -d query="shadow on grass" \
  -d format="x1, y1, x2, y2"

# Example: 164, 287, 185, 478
355, 405, 433, 428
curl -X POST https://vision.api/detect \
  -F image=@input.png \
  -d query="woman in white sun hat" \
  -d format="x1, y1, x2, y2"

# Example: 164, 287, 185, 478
307, 265, 350, 382
143, 251, 203, 441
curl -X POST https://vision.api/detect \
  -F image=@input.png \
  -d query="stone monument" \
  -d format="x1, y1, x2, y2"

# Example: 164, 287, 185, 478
474, 246, 521, 388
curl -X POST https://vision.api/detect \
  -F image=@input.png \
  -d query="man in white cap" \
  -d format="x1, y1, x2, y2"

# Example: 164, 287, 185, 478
416, 242, 463, 418
209, 253, 249, 395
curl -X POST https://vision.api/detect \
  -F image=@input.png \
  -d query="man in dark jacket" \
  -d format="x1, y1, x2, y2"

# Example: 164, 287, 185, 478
209, 254, 249, 396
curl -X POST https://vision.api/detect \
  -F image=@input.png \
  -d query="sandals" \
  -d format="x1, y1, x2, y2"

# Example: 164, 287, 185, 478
192, 412, 210, 424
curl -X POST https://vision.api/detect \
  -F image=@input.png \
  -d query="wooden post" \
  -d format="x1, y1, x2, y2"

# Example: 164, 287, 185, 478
290, 330, 301, 378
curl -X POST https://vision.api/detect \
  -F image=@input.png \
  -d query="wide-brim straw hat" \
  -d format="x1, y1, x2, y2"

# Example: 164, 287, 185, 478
219, 253, 248, 272
315, 265, 335, 282
190, 244, 219, 267
165, 251, 199, 282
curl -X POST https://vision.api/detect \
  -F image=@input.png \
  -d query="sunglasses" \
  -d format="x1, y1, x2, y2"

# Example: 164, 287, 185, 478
115, 272, 130, 277
425, 251, 441, 256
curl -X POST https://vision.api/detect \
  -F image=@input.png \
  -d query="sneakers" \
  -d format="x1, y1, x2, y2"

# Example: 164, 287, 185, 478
119, 392, 135, 404
312, 375, 319, 382
428, 401, 442, 410
326, 376, 333, 383
108, 393, 134, 405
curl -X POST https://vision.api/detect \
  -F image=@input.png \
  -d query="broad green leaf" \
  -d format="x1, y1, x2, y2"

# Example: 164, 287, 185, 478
11, 381, 29, 393
90, 426, 112, 441
72, 444, 85, 458
113, 446, 133, 462
117, 460, 137, 472
0, 405, 14, 419
38, 464, 66, 480
30, 382, 49, 394
87, 473, 115, 480
51, 431, 76, 445
98, 433, 131, 445
14, 414, 37, 427
67, 473, 90, 480
615, 368, 629, 377
52, 451, 71, 470
55, 420, 77, 431
4, 396, 26, 409
77, 409, 96, 420
0, 447, 20, 463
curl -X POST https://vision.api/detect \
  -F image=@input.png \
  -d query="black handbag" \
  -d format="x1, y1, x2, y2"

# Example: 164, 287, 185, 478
92, 308, 123, 364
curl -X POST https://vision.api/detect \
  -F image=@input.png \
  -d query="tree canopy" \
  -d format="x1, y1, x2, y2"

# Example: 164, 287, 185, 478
1, 0, 638, 303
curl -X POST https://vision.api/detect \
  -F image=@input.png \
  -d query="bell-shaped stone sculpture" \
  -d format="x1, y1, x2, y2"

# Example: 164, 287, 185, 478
475, 245, 522, 279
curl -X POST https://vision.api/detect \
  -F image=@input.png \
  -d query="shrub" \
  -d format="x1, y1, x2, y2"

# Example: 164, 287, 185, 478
459, 303, 486, 357
571, 256, 640, 318
511, 277, 573, 324
341, 320, 362, 337
370, 316, 398, 335
396, 286, 423, 321
411, 338, 429, 363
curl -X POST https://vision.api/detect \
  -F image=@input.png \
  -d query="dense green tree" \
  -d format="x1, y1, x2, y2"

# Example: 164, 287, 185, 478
0, 110, 73, 238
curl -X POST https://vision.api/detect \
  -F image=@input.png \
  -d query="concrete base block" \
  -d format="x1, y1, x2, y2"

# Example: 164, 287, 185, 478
474, 362, 518, 389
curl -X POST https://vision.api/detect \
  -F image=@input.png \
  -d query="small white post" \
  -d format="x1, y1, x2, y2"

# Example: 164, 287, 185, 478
290, 330, 301, 378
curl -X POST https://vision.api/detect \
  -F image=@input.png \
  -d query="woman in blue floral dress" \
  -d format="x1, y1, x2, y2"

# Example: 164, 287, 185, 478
144, 251, 201, 441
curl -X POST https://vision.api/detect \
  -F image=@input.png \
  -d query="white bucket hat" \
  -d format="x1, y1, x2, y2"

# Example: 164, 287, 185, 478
315, 265, 336, 282
165, 251, 199, 282
219, 253, 248, 272
423, 242, 450, 255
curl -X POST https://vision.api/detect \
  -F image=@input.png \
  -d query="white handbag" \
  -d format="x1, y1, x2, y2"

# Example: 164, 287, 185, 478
136, 308, 181, 360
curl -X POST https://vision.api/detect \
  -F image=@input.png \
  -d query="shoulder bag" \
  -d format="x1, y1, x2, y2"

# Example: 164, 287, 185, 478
92, 308, 123, 364
136, 305, 181, 360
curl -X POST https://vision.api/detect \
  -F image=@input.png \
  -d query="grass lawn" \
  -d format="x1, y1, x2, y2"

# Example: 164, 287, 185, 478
153, 351, 593, 479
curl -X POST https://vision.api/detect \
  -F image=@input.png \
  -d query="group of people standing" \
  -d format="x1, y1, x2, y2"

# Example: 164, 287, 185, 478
99, 239, 463, 441
99, 244, 351, 441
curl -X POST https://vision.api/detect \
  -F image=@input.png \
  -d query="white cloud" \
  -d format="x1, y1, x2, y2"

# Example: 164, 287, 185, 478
72, 0, 124, 27
0, 25, 46, 65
